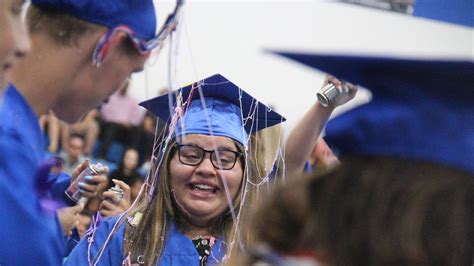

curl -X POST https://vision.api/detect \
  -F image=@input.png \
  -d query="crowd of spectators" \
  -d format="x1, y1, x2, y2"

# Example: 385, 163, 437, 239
40, 82, 157, 176
38, 83, 160, 237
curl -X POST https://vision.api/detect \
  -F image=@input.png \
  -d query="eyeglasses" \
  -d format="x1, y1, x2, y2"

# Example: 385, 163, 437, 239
175, 144, 243, 170
92, 0, 184, 66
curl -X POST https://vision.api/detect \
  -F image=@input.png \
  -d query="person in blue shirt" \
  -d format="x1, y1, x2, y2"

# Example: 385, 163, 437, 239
0, 0, 169, 264
0, 0, 30, 97
239, 42, 474, 265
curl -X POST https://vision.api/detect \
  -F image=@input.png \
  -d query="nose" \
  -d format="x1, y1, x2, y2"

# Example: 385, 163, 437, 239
195, 155, 217, 176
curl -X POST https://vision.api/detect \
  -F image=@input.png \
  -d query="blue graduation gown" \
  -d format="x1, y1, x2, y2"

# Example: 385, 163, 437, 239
0, 85, 64, 265
65, 216, 227, 265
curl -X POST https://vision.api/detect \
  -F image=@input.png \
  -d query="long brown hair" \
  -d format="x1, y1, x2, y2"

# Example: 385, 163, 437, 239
124, 135, 261, 265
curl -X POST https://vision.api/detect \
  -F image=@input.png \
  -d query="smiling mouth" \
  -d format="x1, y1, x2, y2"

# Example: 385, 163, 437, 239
188, 183, 219, 193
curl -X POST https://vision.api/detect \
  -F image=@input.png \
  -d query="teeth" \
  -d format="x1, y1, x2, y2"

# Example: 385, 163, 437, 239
194, 184, 214, 190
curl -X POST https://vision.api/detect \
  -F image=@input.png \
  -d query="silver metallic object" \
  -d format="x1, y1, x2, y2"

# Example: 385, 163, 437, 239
65, 163, 105, 202
317, 83, 340, 108
108, 184, 124, 203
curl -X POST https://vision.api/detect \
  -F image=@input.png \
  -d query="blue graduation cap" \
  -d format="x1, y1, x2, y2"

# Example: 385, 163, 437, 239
338, 0, 473, 28
272, 51, 474, 174
413, 0, 473, 28
31, 0, 184, 63
139, 74, 286, 145
31, 0, 157, 41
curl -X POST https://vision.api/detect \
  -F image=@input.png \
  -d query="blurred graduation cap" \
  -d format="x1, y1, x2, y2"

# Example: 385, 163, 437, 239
140, 74, 286, 145
271, 51, 474, 174
32, 0, 157, 41
337, 0, 473, 27
412, 0, 473, 27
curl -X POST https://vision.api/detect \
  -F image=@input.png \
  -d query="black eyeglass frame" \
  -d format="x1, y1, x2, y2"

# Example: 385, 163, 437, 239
174, 143, 243, 170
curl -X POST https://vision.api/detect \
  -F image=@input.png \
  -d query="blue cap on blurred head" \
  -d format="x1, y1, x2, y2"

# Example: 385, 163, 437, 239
338, 0, 473, 28
31, 0, 157, 41
413, 0, 473, 27
272, 51, 474, 174
140, 74, 286, 146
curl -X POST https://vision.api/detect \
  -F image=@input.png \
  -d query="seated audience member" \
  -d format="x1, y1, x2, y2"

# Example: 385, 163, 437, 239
59, 134, 88, 174
138, 87, 170, 165
98, 81, 145, 159
108, 148, 144, 202
77, 211, 92, 239
139, 111, 167, 165
237, 51, 474, 265
39, 110, 61, 153
138, 97, 170, 174
61, 109, 100, 156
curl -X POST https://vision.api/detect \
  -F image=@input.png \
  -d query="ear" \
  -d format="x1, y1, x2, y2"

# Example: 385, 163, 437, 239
100, 31, 130, 62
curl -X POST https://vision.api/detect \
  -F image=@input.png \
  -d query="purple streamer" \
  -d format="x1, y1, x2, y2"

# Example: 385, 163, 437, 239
35, 156, 66, 214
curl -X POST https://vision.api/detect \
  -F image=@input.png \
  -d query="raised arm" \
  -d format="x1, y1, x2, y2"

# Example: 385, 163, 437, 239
284, 75, 357, 178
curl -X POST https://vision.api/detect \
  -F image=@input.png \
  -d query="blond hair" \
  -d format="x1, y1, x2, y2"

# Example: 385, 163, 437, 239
124, 135, 262, 265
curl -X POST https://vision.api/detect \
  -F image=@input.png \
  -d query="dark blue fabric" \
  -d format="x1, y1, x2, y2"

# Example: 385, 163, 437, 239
31, 0, 157, 41
65, 216, 226, 265
48, 172, 75, 206
271, 52, 474, 174
414, 0, 473, 27
64, 229, 81, 257
0, 85, 64, 265
140, 73, 286, 145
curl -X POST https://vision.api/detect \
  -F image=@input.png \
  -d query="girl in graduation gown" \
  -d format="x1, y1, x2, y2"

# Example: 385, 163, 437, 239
66, 73, 357, 265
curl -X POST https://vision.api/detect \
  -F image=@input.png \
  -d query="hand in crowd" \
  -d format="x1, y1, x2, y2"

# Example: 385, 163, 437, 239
70, 160, 109, 198
321, 75, 358, 107
99, 179, 131, 218
56, 203, 84, 236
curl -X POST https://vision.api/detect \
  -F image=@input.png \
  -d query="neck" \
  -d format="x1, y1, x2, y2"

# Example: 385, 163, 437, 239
185, 224, 213, 239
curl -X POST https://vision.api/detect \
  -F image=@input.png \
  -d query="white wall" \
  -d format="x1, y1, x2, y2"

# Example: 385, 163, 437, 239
129, 0, 473, 136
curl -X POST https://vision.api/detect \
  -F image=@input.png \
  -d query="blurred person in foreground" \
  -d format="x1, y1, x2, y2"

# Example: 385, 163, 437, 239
234, 50, 474, 265
0, 0, 30, 97
0, 0, 162, 264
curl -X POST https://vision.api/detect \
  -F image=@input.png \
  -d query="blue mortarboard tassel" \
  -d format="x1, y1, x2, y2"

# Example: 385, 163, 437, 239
272, 51, 474, 174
